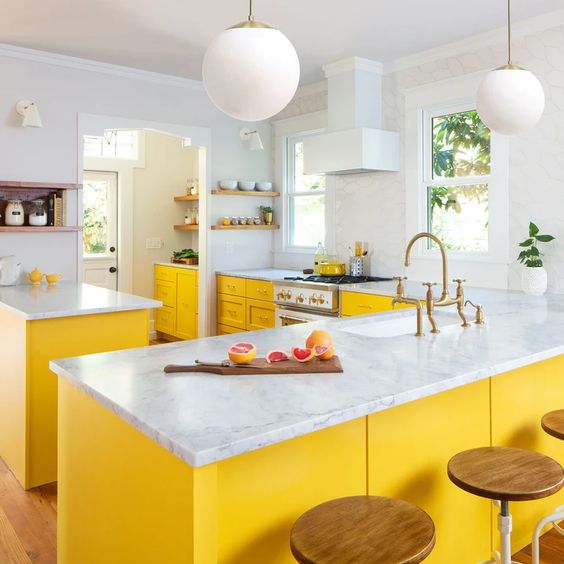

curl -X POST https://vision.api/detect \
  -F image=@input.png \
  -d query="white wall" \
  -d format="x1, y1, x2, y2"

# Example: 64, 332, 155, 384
0, 47, 272, 283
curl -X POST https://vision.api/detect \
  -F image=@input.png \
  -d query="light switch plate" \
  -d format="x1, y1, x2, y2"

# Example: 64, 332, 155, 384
146, 238, 162, 249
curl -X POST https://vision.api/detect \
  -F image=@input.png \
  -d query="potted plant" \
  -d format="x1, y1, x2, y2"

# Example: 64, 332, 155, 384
260, 206, 273, 225
517, 222, 555, 296
172, 248, 199, 265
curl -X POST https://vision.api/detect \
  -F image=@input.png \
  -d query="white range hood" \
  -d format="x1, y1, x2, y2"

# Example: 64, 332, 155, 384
303, 57, 400, 175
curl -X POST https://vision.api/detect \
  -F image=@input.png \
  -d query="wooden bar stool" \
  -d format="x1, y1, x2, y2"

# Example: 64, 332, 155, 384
448, 446, 564, 564
290, 495, 435, 564
532, 410, 564, 563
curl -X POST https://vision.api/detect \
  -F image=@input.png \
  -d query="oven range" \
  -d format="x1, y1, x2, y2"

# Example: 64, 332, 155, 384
273, 275, 392, 326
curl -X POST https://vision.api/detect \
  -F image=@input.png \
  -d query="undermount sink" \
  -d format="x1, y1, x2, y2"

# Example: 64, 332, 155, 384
341, 314, 461, 338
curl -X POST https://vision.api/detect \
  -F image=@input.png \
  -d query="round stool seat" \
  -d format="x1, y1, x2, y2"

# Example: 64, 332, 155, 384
448, 446, 564, 502
542, 409, 564, 440
290, 495, 435, 564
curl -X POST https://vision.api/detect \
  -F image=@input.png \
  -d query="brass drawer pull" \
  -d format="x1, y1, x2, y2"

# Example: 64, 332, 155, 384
358, 304, 374, 309
258, 315, 269, 321
227, 284, 236, 290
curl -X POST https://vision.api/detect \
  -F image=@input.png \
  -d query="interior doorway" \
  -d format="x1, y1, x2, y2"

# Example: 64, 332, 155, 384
82, 170, 118, 290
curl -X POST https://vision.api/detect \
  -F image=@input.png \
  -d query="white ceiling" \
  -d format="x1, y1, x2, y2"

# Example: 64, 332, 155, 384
1, 0, 563, 83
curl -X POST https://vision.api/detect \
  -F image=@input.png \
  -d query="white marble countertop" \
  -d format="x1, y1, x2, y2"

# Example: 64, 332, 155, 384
155, 262, 198, 271
216, 268, 303, 281
0, 282, 162, 320
50, 287, 564, 467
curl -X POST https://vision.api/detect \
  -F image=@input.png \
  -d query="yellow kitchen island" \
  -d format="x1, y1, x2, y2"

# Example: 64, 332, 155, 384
0, 282, 161, 489
50, 288, 564, 563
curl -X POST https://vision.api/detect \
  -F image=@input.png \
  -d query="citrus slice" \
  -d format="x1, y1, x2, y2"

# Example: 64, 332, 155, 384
306, 330, 335, 359
228, 342, 257, 364
266, 350, 290, 363
312, 344, 334, 360
291, 346, 315, 362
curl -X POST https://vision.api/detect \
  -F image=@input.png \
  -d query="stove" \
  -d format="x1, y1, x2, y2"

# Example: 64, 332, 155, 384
273, 274, 393, 321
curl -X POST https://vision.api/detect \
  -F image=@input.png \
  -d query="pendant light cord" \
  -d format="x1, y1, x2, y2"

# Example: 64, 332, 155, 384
507, 0, 512, 64
248, 0, 254, 21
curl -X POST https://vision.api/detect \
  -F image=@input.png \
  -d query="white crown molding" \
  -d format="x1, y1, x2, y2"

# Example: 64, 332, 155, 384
0, 43, 204, 90
323, 57, 383, 78
386, 8, 564, 74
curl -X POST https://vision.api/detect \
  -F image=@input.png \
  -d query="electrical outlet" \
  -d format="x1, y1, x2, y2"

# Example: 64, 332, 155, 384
146, 238, 162, 249
225, 241, 234, 255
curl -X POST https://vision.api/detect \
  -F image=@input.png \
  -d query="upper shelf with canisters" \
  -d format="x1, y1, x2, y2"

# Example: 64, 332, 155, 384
0, 180, 82, 232
211, 190, 279, 197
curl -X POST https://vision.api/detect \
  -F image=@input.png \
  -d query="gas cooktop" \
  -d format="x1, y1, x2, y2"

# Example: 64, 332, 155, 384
282, 275, 393, 285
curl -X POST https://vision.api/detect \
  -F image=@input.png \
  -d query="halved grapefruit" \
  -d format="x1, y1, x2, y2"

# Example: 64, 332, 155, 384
228, 342, 257, 364
266, 350, 290, 363
306, 330, 335, 359
291, 346, 315, 362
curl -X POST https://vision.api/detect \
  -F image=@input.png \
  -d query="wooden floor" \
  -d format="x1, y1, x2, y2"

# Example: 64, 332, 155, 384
1, 456, 562, 563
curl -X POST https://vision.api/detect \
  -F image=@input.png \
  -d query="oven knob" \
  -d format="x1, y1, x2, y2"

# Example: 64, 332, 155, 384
309, 293, 318, 304
318, 295, 326, 305
285, 290, 292, 300
296, 293, 305, 304
276, 291, 285, 300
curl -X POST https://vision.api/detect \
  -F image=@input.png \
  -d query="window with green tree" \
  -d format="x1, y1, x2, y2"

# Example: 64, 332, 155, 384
426, 109, 491, 252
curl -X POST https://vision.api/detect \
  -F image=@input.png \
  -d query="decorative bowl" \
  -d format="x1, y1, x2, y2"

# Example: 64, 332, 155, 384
45, 273, 62, 285
219, 180, 238, 190
255, 182, 273, 191
238, 181, 256, 191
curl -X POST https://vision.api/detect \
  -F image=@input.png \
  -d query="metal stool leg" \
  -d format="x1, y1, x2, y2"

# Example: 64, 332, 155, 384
532, 505, 564, 564
479, 501, 523, 564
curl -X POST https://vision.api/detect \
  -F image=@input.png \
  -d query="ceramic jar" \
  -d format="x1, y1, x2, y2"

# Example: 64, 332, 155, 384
521, 266, 548, 296
5, 199, 24, 226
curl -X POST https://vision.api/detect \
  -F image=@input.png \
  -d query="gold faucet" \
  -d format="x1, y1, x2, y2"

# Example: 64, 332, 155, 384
391, 276, 425, 337
394, 232, 472, 335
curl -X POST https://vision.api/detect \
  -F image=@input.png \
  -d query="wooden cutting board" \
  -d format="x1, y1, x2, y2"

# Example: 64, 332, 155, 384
164, 356, 343, 375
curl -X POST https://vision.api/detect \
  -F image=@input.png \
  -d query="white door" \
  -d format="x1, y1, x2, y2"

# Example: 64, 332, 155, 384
82, 171, 118, 290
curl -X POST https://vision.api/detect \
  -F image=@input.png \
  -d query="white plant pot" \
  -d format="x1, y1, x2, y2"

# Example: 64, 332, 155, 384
521, 266, 547, 296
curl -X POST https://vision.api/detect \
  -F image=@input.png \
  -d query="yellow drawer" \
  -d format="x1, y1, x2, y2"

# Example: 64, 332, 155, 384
155, 306, 175, 335
155, 280, 176, 308
154, 265, 177, 283
217, 293, 246, 330
341, 291, 413, 316
217, 323, 246, 336
245, 279, 274, 302
217, 275, 246, 297
246, 299, 275, 331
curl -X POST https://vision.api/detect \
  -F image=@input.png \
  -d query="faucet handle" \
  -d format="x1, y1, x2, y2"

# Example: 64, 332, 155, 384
452, 278, 466, 286
393, 276, 407, 282
422, 282, 437, 289
465, 300, 485, 324
393, 276, 407, 297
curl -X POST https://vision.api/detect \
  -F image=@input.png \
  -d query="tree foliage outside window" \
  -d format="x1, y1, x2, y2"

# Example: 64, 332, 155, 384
427, 110, 491, 252
83, 180, 108, 254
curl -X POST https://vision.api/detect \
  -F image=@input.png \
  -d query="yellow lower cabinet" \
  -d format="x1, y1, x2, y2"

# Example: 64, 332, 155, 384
176, 271, 198, 340
246, 298, 275, 331
490, 355, 564, 553
155, 305, 175, 335
341, 291, 413, 317
245, 278, 274, 302
155, 279, 176, 308
217, 323, 245, 335
217, 293, 246, 331
367, 379, 491, 563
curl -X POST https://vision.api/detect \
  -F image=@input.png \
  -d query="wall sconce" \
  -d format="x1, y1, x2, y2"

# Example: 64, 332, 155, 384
240, 127, 264, 151
16, 100, 43, 128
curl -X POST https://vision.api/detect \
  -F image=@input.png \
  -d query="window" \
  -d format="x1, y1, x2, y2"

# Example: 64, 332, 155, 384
84, 130, 138, 159
424, 109, 490, 252
286, 134, 326, 248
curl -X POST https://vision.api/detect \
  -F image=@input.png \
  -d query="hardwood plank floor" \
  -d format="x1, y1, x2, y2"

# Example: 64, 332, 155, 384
1, 451, 562, 563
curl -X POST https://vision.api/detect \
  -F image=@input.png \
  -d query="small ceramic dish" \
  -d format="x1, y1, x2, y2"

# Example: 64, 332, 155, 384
219, 180, 238, 190
238, 181, 255, 191
45, 273, 62, 286
255, 182, 272, 191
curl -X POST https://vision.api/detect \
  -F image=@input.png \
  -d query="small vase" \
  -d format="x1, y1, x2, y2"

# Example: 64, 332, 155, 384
264, 212, 273, 225
521, 266, 547, 296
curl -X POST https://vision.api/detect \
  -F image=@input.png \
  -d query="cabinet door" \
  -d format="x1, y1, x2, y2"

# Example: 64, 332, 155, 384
154, 265, 177, 283
341, 291, 413, 317
176, 271, 197, 340
246, 299, 275, 331
217, 275, 246, 297
217, 323, 246, 336
245, 279, 274, 302
155, 280, 176, 308
155, 306, 175, 335
217, 294, 246, 330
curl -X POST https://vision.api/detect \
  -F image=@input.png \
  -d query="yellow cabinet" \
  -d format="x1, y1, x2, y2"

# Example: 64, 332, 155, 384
216, 276, 275, 334
154, 265, 198, 340
246, 298, 275, 331
341, 291, 413, 317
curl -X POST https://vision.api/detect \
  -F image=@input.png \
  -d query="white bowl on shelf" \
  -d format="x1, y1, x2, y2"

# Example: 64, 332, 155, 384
219, 180, 238, 190
255, 182, 273, 191
238, 181, 256, 191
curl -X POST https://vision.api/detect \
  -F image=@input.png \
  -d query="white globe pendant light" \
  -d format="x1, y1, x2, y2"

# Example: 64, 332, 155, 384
476, 0, 545, 135
202, 0, 300, 122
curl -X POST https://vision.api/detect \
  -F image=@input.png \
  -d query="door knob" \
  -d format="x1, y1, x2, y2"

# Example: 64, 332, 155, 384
109, 266, 117, 273
109, 246, 116, 253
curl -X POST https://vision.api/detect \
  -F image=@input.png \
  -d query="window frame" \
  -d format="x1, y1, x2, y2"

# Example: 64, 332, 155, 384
285, 132, 327, 251
405, 74, 509, 271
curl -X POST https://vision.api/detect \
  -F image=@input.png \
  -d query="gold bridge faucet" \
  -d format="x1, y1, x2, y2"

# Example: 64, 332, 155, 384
392, 232, 472, 336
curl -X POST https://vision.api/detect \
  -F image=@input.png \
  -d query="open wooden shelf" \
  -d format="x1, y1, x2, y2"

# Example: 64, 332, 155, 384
0, 226, 82, 232
174, 224, 199, 231
0, 181, 81, 190
211, 190, 279, 197
211, 224, 279, 230
174, 195, 199, 202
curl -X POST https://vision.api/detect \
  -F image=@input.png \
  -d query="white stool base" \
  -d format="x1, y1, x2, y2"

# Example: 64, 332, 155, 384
532, 505, 564, 564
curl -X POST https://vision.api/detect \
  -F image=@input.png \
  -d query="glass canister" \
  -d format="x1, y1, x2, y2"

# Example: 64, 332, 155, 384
29, 199, 47, 226
5, 199, 25, 226
221, 216, 230, 226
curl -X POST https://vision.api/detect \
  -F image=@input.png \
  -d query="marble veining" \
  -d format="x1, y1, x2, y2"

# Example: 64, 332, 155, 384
215, 268, 303, 281
51, 288, 564, 468
0, 282, 161, 320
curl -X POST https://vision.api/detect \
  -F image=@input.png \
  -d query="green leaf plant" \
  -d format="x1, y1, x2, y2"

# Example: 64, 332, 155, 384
517, 222, 555, 268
